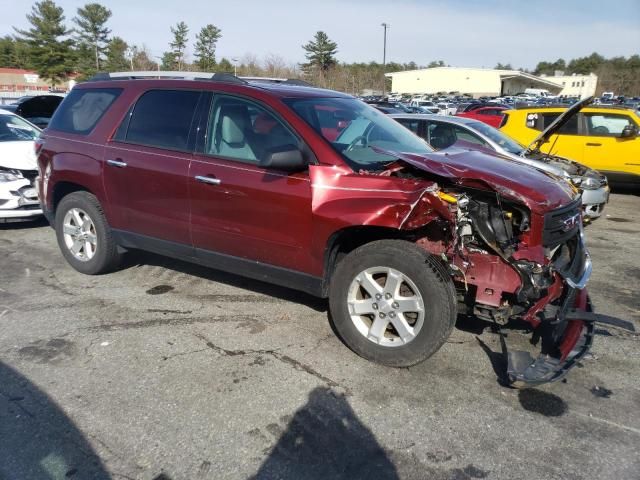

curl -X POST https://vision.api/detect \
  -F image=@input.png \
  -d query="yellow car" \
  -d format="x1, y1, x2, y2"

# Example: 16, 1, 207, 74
500, 98, 640, 185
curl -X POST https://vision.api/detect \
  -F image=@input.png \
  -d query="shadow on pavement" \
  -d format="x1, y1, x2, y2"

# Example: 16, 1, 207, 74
251, 387, 398, 480
0, 361, 110, 479
128, 250, 328, 313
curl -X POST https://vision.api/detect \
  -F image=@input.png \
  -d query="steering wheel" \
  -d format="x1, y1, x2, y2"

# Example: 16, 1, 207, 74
592, 126, 609, 135
346, 135, 368, 152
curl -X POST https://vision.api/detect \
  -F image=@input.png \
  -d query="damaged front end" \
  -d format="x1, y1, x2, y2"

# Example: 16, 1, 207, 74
321, 147, 631, 387
452, 193, 596, 387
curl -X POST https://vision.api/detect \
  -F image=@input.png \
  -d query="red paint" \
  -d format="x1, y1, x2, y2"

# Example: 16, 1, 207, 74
456, 106, 507, 128
38, 78, 580, 326
558, 289, 588, 361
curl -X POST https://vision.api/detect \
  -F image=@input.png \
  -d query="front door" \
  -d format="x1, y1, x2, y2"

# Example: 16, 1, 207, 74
103, 89, 201, 246
581, 112, 640, 178
189, 94, 313, 273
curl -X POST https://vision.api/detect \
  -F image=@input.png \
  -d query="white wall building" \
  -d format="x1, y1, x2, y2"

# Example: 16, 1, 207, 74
541, 73, 598, 99
385, 67, 563, 98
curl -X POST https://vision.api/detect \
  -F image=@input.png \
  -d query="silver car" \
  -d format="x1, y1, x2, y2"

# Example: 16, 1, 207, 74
390, 113, 609, 220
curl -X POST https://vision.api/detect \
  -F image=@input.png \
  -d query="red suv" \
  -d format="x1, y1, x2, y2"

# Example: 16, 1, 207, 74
37, 72, 600, 386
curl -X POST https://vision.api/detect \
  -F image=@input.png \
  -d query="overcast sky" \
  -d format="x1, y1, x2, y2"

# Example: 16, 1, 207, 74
1, 0, 639, 69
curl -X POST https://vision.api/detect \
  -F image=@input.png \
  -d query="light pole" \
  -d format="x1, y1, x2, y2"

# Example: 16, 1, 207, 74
125, 47, 134, 71
381, 22, 389, 96
231, 57, 239, 77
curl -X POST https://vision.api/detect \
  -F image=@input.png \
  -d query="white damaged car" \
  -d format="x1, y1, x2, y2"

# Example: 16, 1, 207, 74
0, 109, 42, 221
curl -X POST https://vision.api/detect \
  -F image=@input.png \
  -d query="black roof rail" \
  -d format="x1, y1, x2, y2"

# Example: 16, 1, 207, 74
240, 76, 313, 87
86, 71, 248, 85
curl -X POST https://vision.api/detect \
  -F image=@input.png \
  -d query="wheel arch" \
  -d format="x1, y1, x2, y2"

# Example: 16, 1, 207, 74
321, 225, 417, 297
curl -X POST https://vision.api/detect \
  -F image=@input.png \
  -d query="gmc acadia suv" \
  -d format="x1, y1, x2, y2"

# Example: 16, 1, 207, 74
36, 72, 604, 386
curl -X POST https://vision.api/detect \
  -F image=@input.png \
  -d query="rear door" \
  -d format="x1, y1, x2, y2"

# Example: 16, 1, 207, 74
189, 93, 313, 272
536, 112, 585, 162
103, 89, 201, 247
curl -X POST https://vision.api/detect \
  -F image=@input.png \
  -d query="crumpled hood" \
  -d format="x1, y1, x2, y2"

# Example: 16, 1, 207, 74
0, 141, 38, 170
387, 147, 578, 214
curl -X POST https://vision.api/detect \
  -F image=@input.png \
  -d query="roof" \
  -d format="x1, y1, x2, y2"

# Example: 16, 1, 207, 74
79, 74, 353, 99
0, 68, 38, 75
389, 113, 480, 126
384, 66, 563, 91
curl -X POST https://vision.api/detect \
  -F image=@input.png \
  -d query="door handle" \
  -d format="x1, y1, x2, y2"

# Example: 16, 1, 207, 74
107, 159, 127, 168
586, 143, 602, 147
195, 175, 221, 185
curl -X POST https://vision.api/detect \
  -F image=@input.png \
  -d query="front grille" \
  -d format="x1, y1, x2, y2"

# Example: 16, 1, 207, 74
543, 198, 582, 248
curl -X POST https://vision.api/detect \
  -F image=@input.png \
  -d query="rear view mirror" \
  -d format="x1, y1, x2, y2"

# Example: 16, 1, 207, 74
260, 144, 306, 171
620, 124, 638, 138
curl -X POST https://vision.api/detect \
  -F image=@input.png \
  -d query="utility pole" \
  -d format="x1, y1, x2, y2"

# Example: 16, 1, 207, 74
381, 22, 389, 96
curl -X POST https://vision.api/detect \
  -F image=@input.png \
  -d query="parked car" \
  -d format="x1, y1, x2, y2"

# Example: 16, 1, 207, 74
2, 94, 64, 129
410, 100, 439, 113
436, 103, 457, 115
0, 109, 42, 221
37, 71, 606, 386
391, 113, 609, 220
500, 97, 640, 185
456, 106, 508, 128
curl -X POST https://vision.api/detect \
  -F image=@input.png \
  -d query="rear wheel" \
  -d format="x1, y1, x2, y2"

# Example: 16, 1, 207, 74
329, 240, 456, 367
55, 192, 122, 275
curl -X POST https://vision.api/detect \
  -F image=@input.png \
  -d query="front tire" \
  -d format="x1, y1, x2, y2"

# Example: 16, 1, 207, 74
329, 240, 457, 367
55, 191, 122, 275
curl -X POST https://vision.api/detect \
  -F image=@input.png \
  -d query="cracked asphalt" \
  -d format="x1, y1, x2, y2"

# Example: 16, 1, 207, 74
0, 192, 639, 480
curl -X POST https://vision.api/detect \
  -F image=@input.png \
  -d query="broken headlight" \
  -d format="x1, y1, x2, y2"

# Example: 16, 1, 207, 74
580, 176, 601, 190
0, 168, 24, 183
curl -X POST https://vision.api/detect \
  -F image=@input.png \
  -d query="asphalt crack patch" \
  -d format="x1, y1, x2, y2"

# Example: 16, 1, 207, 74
193, 332, 350, 395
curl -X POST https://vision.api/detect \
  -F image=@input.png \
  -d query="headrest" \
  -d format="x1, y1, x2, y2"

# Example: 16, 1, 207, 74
220, 105, 249, 144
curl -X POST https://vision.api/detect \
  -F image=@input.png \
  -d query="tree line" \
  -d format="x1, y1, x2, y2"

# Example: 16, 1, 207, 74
1, 1, 638, 95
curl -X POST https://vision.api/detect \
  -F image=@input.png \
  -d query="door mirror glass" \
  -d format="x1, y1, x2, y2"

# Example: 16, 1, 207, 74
259, 144, 306, 171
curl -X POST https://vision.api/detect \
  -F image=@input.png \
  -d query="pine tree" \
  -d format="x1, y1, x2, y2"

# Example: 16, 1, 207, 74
169, 21, 189, 70
73, 3, 112, 72
104, 36, 129, 71
194, 24, 222, 72
302, 31, 338, 73
14, 0, 75, 85
160, 51, 176, 70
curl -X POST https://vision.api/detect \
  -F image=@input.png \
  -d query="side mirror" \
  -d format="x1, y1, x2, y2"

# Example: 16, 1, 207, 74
620, 124, 638, 138
259, 144, 306, 172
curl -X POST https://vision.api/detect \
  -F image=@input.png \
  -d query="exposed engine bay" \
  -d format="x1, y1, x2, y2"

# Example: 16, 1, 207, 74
372, 159, 623, 386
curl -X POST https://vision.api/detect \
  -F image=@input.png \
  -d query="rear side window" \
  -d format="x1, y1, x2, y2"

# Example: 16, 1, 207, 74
124, 90, 201, 151
48, 88, 121, 135
536, 113, 578, 135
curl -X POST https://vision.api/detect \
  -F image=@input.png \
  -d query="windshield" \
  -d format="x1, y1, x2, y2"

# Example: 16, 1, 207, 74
0, 114, 40, 142
467, 121, 525, 155
285, 97, 433, 169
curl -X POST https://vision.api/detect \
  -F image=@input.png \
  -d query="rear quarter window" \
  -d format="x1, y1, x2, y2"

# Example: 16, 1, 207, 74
48, 88, 122, 135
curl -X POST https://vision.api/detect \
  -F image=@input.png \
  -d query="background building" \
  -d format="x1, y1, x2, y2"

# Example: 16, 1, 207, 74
385, 67, 563, 98
541, 72, 598, 98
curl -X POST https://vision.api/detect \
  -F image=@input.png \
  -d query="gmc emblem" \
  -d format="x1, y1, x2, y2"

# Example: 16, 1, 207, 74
562, 213, 581, 232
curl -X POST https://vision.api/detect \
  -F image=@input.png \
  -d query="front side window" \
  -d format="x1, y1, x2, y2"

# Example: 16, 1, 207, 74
286, 97, 433, 169
425, 122, 488, 150
585, 113, 637, 136
125, 90, 201, 151
206, 95, 300, 164
48, 88, 121, 135
0, 114, 40, 142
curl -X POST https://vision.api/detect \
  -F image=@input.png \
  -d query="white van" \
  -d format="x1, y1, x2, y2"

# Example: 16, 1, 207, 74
524, 88, 554, 98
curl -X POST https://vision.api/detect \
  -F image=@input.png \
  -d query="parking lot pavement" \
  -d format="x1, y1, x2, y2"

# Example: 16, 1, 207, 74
0, 193, 638, 480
